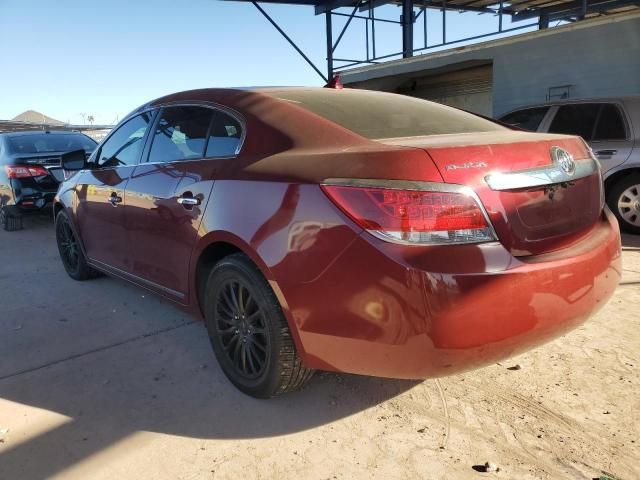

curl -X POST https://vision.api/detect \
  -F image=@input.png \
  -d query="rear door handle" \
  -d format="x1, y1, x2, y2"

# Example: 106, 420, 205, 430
177, 193, 201, 207
108, 193, 122, 206
595, 149, 617, 157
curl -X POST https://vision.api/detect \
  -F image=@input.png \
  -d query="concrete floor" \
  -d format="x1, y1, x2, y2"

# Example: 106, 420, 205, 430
0, 214, 638, 480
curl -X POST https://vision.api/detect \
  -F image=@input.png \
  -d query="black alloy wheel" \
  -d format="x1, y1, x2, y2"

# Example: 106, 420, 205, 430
204, 253, 313, 398
55, 210, 100, 280
215, 279, 270, 379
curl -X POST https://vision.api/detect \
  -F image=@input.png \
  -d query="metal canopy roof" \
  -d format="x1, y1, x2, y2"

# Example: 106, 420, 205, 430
228, 0, 640, 81
232, 0, 639, 19
0, 120, 113, 134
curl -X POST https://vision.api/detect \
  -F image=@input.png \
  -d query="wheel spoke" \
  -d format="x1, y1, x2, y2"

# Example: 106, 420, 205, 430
250, 338, 266, 354
222, 286, 237, 313
240, 343, 248, 374
246, 344, 257, 374
238, 285, 246, 314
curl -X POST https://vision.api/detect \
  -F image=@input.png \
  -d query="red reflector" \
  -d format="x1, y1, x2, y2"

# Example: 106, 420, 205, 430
5, 165, 49, 178
321, 184, 494, 244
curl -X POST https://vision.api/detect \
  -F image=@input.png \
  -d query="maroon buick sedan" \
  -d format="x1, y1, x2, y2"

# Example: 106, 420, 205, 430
54, 87, 621, 398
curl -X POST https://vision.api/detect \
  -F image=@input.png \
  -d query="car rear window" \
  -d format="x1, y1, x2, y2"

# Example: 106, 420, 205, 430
499, 107, 549, 131
8, 133, 97, 154
269, 89, 505, 140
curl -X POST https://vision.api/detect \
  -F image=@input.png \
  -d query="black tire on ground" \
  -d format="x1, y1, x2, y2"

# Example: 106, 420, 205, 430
204, 253, 314, 398
606, 173, 640, 235
0, 206, 23, 232
55, 210, 100, 280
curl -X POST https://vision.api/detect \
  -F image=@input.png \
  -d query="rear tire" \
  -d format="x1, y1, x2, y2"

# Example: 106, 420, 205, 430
204, 253, 313, 398
607, 174, 640, 234
0, 206, 23, 232
55, 210, 100, 280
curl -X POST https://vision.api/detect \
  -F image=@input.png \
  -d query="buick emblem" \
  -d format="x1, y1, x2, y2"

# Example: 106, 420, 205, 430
551, 146, 576, 175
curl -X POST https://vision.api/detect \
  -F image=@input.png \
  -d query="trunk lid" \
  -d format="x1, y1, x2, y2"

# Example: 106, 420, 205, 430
381, 131, 603, 256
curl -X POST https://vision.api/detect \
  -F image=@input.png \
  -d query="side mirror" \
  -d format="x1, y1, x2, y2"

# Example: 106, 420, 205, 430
61, 149, 87, 171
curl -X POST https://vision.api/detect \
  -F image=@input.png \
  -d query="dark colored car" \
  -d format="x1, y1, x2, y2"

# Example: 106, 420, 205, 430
54, 88, 621, 398
0, 130, 97, 230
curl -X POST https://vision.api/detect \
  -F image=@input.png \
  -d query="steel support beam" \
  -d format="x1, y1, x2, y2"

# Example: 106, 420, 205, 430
326, 11, 334, 79
514, 0, 640, 21
252, 1, 328, 82
401, 0, 414, 58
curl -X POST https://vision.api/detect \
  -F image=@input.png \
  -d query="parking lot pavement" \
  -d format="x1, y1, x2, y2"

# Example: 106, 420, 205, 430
0, 214, 638, 480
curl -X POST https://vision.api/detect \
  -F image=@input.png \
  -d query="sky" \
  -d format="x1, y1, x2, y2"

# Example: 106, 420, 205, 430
0, 0, 532, 125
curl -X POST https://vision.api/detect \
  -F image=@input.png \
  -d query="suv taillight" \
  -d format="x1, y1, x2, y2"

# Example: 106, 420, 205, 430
321, 180, 496, 245
5, 165, 49, 179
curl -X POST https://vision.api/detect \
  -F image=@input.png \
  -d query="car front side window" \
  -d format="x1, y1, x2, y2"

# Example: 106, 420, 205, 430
97, 111, 154, 168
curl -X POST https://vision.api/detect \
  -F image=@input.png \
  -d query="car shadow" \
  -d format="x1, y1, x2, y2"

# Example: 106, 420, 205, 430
0, 320, 419, 479
0, 214, 420, 479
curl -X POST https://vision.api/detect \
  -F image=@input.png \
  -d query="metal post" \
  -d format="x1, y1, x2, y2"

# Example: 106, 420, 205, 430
539, 12, 549, 29
580, 0, 587, 19
423, 0, 428, 48
370, 6, 376, 59
402, 0, 413, 58
498, 0, 503, 32
442, 0, 447, 44
326, 11, 334, 80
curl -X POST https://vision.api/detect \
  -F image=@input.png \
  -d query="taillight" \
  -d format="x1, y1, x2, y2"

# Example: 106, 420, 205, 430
5, 165, 50, 179
321, 180, 496, 245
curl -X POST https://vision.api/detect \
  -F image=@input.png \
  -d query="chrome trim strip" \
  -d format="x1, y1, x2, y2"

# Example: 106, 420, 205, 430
321, 178, 499, 244
88, 258, 185, 300
485, 157, 598, 191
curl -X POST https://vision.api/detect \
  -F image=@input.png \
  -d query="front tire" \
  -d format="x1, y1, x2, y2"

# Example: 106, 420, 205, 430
55, 210, 100, 280
204, 253, 313, 398
607, 174, 640, 234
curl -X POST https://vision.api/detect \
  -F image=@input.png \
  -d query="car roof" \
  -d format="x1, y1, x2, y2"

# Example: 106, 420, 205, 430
503, 96, 640, 113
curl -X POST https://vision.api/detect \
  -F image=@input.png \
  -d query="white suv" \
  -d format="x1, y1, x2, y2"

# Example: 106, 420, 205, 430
499, 97, 640, 234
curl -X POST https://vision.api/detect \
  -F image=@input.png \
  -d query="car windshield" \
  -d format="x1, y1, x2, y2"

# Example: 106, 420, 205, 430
8, 133, 97, 154
269, 89, 505, 139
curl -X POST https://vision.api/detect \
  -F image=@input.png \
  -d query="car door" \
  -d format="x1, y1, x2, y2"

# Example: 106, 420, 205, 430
74, 111, 155, 272
124, 104, 243, 302
589, 103, 633, 173
547, 102, 632, 173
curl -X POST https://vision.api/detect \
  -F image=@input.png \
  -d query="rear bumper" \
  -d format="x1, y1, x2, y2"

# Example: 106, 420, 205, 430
292, 209, 621, 378
9, 178, 58, 212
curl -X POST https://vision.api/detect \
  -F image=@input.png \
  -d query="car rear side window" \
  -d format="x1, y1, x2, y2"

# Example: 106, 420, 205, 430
269, 89, 504, 139
205, 111, 242, 157
98, 112, 154, 168
148, 106, 214, 163
593, 104, 626, 141
549, 104, 600, 140
499, 107, 549, 131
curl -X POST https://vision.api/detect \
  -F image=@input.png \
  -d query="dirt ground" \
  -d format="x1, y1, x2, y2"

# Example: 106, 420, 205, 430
0, 214, 638, 480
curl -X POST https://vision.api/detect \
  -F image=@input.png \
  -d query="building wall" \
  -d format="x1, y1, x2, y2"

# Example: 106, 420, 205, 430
342, 12, 640, 117
491, 15, 640, 115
